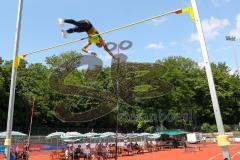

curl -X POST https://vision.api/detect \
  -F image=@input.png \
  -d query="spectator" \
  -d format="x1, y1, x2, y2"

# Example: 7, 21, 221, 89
75, 145, 83, 159
124, 140, 128, 148
10, 148, 16, 160
83, 143, 92, 160
69, 146, 75, 159
101, 145, 108, 159
97, 142, 103, 156
65, 146, 70, 160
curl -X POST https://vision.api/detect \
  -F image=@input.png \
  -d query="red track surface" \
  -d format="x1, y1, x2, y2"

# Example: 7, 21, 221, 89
1, 144, 240, 160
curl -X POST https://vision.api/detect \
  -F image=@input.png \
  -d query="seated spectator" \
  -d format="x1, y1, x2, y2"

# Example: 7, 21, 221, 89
144, 141, 148, 149
21, 150, 28, 160
101, 145, 108, 159
124, 140, 128, 148
133, 142, 139, 148
20, 146, 29, 160
10, 148, 16, 160
127, 142, 133, 151
65, 146, 70, 160
69, 146, 75, 159
97, 143, 103, 156
83, 143, 92, 160
95, 143, 99, 153
75, 145, 83, 159
150, 141, 154, 146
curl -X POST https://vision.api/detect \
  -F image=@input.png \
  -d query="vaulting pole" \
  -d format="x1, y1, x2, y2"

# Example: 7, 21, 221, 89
20, 8, 180, 58
191, 0, 231, 159
4, 0, 24, 160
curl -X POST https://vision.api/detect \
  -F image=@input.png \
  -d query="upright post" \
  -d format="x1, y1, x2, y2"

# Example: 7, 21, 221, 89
190, 0, 231, 159
4, 0, 24, 160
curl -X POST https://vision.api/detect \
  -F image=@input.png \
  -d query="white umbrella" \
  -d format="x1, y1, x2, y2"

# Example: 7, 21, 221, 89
139, 133, 152, 137
111, 133, 126, 139
100, 132, 116, 138
46, 132, 65, 151
0, 131, 27, 139
148, 133, 161, 139
83, 132, 101, 144
83, 132, 100, 138
126, 133, 139, 139
63, 139, 81, 143
61, 132, 84, 139
46, 132, 64, 139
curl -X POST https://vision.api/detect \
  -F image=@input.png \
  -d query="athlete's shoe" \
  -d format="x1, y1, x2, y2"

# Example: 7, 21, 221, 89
57, 18, 64, 27
61, 29, 68, 38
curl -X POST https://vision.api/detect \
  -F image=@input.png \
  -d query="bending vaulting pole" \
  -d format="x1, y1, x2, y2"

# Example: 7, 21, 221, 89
22, 9, 180, 57
4, 0, 24, 160
190, 0, 231, 159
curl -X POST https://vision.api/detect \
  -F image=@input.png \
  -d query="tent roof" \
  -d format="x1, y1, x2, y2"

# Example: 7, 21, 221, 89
156, 130, 189, 136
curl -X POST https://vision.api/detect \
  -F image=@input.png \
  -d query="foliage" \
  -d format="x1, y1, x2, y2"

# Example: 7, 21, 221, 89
0, 52, 239, 134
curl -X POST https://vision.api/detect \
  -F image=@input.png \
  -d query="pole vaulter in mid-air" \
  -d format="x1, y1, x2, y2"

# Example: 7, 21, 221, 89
57, 18, 116, 59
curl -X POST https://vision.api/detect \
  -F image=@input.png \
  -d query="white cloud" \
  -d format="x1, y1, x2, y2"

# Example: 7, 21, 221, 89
229, 14, 240, 39
190, 17, 230, 41
151, 18, 166, 25
170, 41, 177, 45
146, 42, 164, 49
229, 68, 240, 76
210, 0, 232, 7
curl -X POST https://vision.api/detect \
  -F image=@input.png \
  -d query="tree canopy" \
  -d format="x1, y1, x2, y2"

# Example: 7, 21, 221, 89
0, 51, 239, 134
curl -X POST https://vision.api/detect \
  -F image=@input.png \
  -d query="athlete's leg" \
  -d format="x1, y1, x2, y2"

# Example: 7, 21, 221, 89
64, 19, 92, 34
66, 27, 80, 33
64, 19, 80, 26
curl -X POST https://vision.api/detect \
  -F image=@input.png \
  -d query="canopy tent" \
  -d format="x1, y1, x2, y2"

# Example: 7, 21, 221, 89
156, 130, 189, 136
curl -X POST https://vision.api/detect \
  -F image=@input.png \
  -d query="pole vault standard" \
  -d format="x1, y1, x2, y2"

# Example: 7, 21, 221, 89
5, 1, 231, 159
4, 0, 23, 160
191, 0, 231, 159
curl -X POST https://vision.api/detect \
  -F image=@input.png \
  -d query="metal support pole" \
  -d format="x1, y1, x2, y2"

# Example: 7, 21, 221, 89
190, 0, 231, 159
115, 44, 120, 160
27, 99, 35, 148
4, 0, 23, 160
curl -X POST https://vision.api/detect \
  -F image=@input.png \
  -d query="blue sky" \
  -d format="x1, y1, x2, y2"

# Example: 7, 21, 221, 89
0, 0, 239, 69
